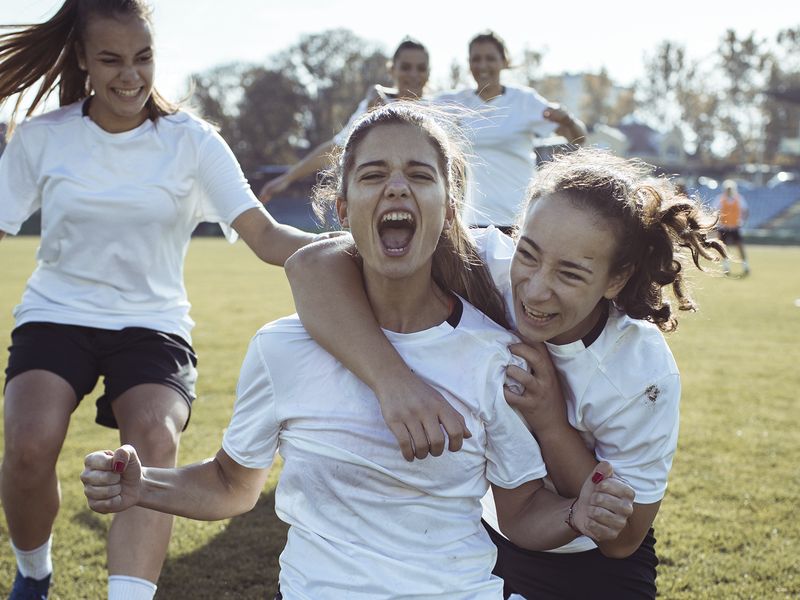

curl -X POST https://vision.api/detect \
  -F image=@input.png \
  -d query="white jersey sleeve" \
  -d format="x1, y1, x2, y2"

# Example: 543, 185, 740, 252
222, 334, 281, 469
196, 128, 265, 241
522, 87, 560, 138
0, 126, 40, 235
592, 371, 680, 504
483, 350, 548, 488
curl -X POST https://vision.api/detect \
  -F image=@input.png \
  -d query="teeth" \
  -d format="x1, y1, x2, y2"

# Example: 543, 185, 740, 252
380, 211, 414, 225
114, 88, 141, 97
523, 304, 554, 319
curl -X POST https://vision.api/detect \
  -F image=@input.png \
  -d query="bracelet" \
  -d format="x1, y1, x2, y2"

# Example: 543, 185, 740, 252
564, 498, 581, 535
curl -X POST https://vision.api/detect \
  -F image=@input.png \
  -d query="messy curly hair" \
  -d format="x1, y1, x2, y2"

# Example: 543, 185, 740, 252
522, 148, 726, 332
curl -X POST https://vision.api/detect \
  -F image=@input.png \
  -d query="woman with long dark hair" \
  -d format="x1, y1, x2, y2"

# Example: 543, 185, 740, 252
0, 2, 314, 598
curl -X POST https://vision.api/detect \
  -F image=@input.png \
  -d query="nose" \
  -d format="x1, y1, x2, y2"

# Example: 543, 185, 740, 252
385, 172, 410, 199
520, 271, 553, 303
119, 64, 142, 83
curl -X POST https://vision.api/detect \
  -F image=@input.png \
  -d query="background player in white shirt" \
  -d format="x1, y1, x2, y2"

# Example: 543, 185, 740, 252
0, 2, 316, 599
258, 38, 430, 203
81, 104, 634, 599
284, 148, 726, 598
436, 31, 586, 231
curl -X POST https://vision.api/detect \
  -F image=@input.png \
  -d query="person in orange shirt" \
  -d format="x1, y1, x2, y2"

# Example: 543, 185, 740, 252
714, 180, 749, 275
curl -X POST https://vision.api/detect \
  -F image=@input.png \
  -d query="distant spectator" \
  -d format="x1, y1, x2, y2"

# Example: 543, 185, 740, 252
713, 180, 749, 275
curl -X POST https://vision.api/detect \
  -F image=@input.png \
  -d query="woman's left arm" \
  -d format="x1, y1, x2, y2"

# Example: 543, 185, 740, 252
231, 207, 315, 266
505, 342, 671, 557
543, 104, 587, 145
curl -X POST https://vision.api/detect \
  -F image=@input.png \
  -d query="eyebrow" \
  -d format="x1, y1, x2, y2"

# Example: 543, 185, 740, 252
96, 47, 152, 57
518, 235, 595, 274
355, 159, 437, 172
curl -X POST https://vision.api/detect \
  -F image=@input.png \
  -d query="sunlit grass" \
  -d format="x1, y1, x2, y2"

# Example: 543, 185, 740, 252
1, 237, 798, 598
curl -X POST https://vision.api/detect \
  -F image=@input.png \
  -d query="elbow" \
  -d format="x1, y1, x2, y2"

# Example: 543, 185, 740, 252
598, 539, 639, 559
284, 242, 319, 281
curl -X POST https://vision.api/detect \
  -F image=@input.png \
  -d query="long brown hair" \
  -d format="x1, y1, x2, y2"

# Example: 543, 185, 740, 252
313, 102, 510, 328
0, 0, 176, 134
523, 148, 727, 332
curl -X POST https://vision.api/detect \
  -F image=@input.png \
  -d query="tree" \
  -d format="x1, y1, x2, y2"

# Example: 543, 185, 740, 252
271, 29, 389, 149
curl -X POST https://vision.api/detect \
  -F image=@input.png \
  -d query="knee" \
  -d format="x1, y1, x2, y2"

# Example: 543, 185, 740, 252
120, 417, 182, 467
2, 424, 62, 479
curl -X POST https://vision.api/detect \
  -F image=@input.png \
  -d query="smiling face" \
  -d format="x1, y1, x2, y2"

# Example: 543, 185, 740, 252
468, 40, 506, 92
78, 14, 155, 133
390, 48, 429, 99
511, 193, 631, 345
337, 122, 451, 283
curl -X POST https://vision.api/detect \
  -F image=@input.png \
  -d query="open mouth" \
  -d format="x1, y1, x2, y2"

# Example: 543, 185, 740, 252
113, 87, 143, 98
521, 302, 557, 323
377, 210, 416, 255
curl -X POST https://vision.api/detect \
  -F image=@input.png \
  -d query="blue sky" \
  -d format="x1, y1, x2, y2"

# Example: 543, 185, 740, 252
2, 0, 794, 116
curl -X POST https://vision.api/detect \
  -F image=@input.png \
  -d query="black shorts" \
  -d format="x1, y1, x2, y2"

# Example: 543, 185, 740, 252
718, 227, 742, 244
4, 322, 198, 430
485, 520, 659, 599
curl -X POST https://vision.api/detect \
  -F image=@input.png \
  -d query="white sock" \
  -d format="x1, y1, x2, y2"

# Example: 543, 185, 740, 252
108, 575, 157, 600
722, 258, 731, 271
11, 535, 52, 580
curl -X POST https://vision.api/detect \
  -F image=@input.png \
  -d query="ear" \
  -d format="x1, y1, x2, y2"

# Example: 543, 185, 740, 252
603, 264, 634, 300
443, 198, 455, 230
335, 195, 349, 229
76, 43, 87, 71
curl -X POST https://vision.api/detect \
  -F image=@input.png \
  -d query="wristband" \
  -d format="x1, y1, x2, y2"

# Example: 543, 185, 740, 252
564, 498, 581, 535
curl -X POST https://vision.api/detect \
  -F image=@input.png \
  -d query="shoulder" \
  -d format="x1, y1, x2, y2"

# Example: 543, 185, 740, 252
456, 298, 517, 346
506, 85, 550, 107
14, 102, 83, 135
599, 310, 679, 391
159, 108, 218, 137
470, 225, 515, 255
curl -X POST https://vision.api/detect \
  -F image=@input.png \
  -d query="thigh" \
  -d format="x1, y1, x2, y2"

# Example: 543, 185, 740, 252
96, 327, 198, 430
3, 370, 77, 459
113, 383, 190, 466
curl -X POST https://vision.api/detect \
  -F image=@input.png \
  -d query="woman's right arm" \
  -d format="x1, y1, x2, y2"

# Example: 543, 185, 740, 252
258, 140, 335, 203
82, 445, 270, 521
285, 238, 471, 460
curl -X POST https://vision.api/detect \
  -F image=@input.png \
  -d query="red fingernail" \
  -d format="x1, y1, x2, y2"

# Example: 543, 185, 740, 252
592, 472, 604, 484
113, 461, 125, 473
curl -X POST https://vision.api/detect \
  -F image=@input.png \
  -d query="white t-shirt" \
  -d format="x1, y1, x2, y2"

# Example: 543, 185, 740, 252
0, 101, 265, 343
436, 87, 558, 227
222, 299, 547, 599
472, 226, 681, 554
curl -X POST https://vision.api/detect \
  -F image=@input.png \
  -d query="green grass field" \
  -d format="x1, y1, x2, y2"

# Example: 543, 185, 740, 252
1, 237, 798, 599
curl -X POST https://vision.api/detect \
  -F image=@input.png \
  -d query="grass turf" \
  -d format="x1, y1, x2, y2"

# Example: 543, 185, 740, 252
0, 237, 798, 599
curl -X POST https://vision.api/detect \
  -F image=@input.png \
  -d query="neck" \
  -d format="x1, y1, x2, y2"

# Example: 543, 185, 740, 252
363, 266, 451, 333
477, 83, 503, 101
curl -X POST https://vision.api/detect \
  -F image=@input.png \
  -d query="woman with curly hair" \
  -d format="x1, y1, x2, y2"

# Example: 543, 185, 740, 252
284, 147, 726, 598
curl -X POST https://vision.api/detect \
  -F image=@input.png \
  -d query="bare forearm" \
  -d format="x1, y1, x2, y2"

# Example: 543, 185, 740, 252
496, 485, 578, 551
286, 238, 408, 393
136, 462, 252, 521
138, 456, 260, 521
556, 116, 586, 145
285, 140, 335, 183
533, 423, 597, 497
262, 223, 316, 266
